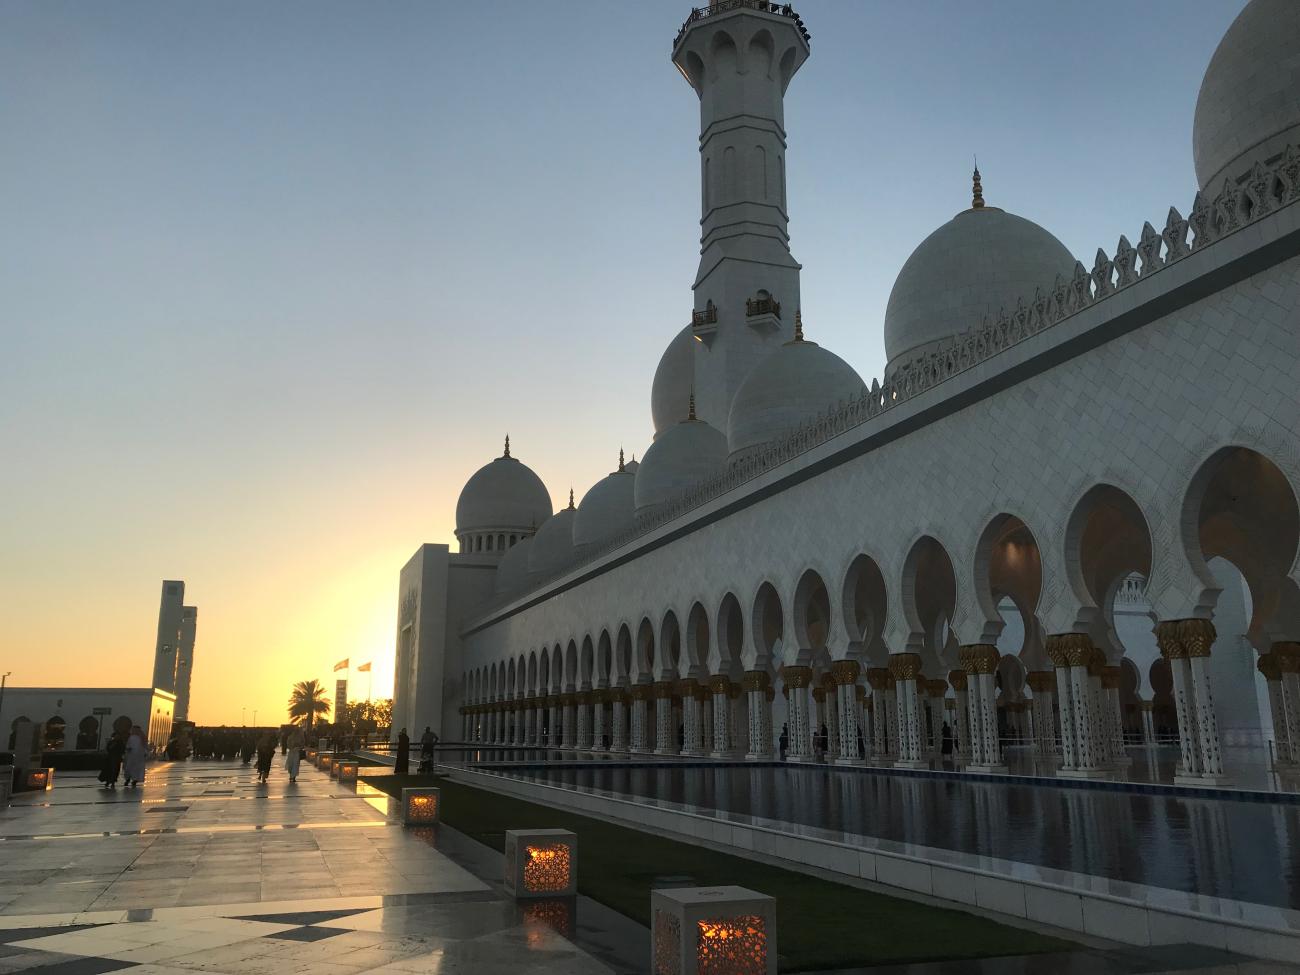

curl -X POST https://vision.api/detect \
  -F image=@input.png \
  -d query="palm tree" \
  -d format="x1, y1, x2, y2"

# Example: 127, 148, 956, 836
288, 680, 331, 731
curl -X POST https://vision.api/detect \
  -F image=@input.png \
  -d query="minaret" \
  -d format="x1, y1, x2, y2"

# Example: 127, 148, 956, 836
152, 580, 184, 692
672, 2, 811, 427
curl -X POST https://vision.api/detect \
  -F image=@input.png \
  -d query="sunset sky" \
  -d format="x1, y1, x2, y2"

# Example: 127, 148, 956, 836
1, 0, 1241, 725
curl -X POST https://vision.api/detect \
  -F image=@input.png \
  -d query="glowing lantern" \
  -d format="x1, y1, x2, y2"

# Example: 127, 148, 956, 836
328, 758, 342, 780
24, 768, 54, 792
336, 761, 359, 784
401, 786, 440, 825
305, 748, 318, 764
319, 754, 334, 774
651, 886, 776, 975
504, 829, 577, 898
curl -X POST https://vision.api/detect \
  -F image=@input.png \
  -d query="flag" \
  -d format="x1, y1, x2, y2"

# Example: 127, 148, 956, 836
334, 658, 349, 672
356, 662, 371, 672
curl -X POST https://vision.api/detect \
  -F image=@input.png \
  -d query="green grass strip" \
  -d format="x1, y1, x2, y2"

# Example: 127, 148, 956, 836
367, 772, 1073, 971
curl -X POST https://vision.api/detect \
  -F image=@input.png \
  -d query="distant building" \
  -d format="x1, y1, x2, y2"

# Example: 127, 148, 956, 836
1, 688, 175, 753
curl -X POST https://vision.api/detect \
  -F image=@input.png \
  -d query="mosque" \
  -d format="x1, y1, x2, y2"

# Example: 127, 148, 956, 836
394, 0, 1300, 788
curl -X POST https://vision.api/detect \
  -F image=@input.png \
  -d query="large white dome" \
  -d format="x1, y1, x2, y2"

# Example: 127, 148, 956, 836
573, 454, 637, 550
650, 325, 696, 439
527, 495, 577, 578
494, 536, 533, 596
455, 439, 553, 536
883, 181, 1075, 371
634, 410, 727, 517
1193, 0, 1300, 192
727, 322, 865, 460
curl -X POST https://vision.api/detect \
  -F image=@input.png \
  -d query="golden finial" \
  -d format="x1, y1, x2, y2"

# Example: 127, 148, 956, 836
688, 390, 696, 420
794, 309, 804, 342
972, 159, 984, 209
567, 488, 575, 510
503, 434, 511, 458
618, 447, 625, 472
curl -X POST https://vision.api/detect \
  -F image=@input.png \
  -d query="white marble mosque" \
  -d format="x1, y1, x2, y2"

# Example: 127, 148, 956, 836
394, 0, 1300, 791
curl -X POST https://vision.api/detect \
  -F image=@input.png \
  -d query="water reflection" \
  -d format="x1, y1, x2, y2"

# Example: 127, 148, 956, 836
469, 762, 1300, 909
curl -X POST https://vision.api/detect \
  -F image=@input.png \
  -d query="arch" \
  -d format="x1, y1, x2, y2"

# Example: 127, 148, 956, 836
527, 651, 538, 694
792, 569, 830, 654
44, 715, 66, 750
507, 658, 516, 696
636, 617, 656, 681
972, 513, 1043, 646
686, 601, 710, 673
715, 591, 744, 676
616, 623, 634, 685
1181, 446, 1300, 642
751, 581, 784, 666
597, 630, 613, 688
842, 554, 887, 659
554, 643, 567, 690
659, 610, 682, 679
1064, 484, 1153, 653
580, 635, 595, 689
747, 28, 774, 77
76, 715, 98, 749
901, 535, 957, 663
709, 29, 738, 81
539, 646, 551, 693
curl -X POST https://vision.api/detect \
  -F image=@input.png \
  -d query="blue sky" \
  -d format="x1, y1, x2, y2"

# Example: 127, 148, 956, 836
0, 0, 1245, 721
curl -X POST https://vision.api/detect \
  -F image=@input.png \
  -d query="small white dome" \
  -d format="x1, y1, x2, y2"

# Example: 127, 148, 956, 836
727, 323, 865, 459
573, 455, 637, 550
650, 325, 696, 439
1193, 0, 1300, 192
455, 438, 553, 536
634, 412, 727, 517
494, 536, 533, 596
883, 178, 1075, 371
528, 495, 577, 578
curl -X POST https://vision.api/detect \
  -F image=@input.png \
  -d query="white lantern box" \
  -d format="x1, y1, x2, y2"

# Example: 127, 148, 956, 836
651, 885, 776, 975
401, 786, 441, 825
504, 828, 577, 898
336, 761, 359, 784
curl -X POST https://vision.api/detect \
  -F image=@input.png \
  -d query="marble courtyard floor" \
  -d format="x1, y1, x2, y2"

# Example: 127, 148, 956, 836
0, 759, 630, 974
2, 758, 1296, 974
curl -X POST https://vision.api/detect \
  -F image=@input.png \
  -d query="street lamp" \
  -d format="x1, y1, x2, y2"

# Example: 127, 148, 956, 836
0, 672, 10, 733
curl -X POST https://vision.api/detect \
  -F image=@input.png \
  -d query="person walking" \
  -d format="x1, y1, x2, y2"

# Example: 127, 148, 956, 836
99, 730, 125, 789
419, 726, 438, 774
395, 727, 410, 776
123, 725, 147, 788
941, 722, 954, 765
255, 732, 276, 784
779, 723, 789, 760
284, 725, 304, 783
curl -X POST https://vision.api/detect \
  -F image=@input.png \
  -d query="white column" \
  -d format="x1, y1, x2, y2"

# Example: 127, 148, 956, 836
701, 697, 714, 754
576, 696, 592, 750
870, 694, 887, 760
611, 693, 628, 753
1053, 663, 1077, 769
592, 694, 607, 751
890, 657, 926, 768
1279, 652, 1300, 766
783, 667, 814, 762
1069, 664, 1100, 771
654, 685, 674, 755
884, 684, 898, 760
682, 685, 704, 756
548, 703, 561, 749
974, 669, 1005, 771
1140, 700, 1156, 746
1189, 653, 1227, 779
836, 682, 859, 763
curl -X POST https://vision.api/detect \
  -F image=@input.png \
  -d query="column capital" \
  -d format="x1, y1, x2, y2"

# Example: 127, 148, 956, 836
887, 653, 923, 680
1178, 618, 1216, 657
1273, 641, 1300, 662
709, 674, 731, 695
926, 678, 948, 698
782, 665, 814, 689
1138, 699, 1154, 711
1025, 670, 1055, 693
742, 670, 771, 691
830, 659, 861, 685
1046, 632, 1092, 667
866, 667, 891, 689
1259, 651, 1285, 678
1156, 620, 1188, 659
947, 669, 968, 691
653, 681, 674, 699
960, 644, 1000, 674
944, 697, 956, 710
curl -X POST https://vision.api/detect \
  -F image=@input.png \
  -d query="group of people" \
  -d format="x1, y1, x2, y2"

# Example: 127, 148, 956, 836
97, 725, 148, 789
776, 720, 957, 763
393, 726, 439, 775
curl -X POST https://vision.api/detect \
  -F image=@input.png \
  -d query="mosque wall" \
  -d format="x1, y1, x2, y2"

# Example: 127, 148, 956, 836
458, 243, 1300, 709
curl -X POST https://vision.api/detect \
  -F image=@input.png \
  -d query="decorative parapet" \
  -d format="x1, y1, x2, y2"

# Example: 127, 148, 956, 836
478, 145, 1300, 620
745, 294, 781, 318
675, 1, 810, 49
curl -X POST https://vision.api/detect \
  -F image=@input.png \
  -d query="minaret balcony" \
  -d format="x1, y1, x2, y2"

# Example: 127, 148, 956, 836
674, 2, 810, 50
691, 301, 719, 345
745, 293, 782, 336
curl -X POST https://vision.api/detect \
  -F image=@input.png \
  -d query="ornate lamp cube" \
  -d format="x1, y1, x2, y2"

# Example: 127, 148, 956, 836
401, 786, 440, 825
652, 886, 776, 975
337, 761, 359, 784
328, 758, 342, 779
504, 829, 577, 898
305, 748, 318, 763
24, 768, 54, 792
319, 754, 334, 773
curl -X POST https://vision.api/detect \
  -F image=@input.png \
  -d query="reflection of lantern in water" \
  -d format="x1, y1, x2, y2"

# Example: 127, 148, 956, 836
504, 829, 577, 898
24, 768, 54, 791
336, 761, 359, 784
521, 897, 575, 941
401, 786, 440, 825
651, 886, 776, 975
